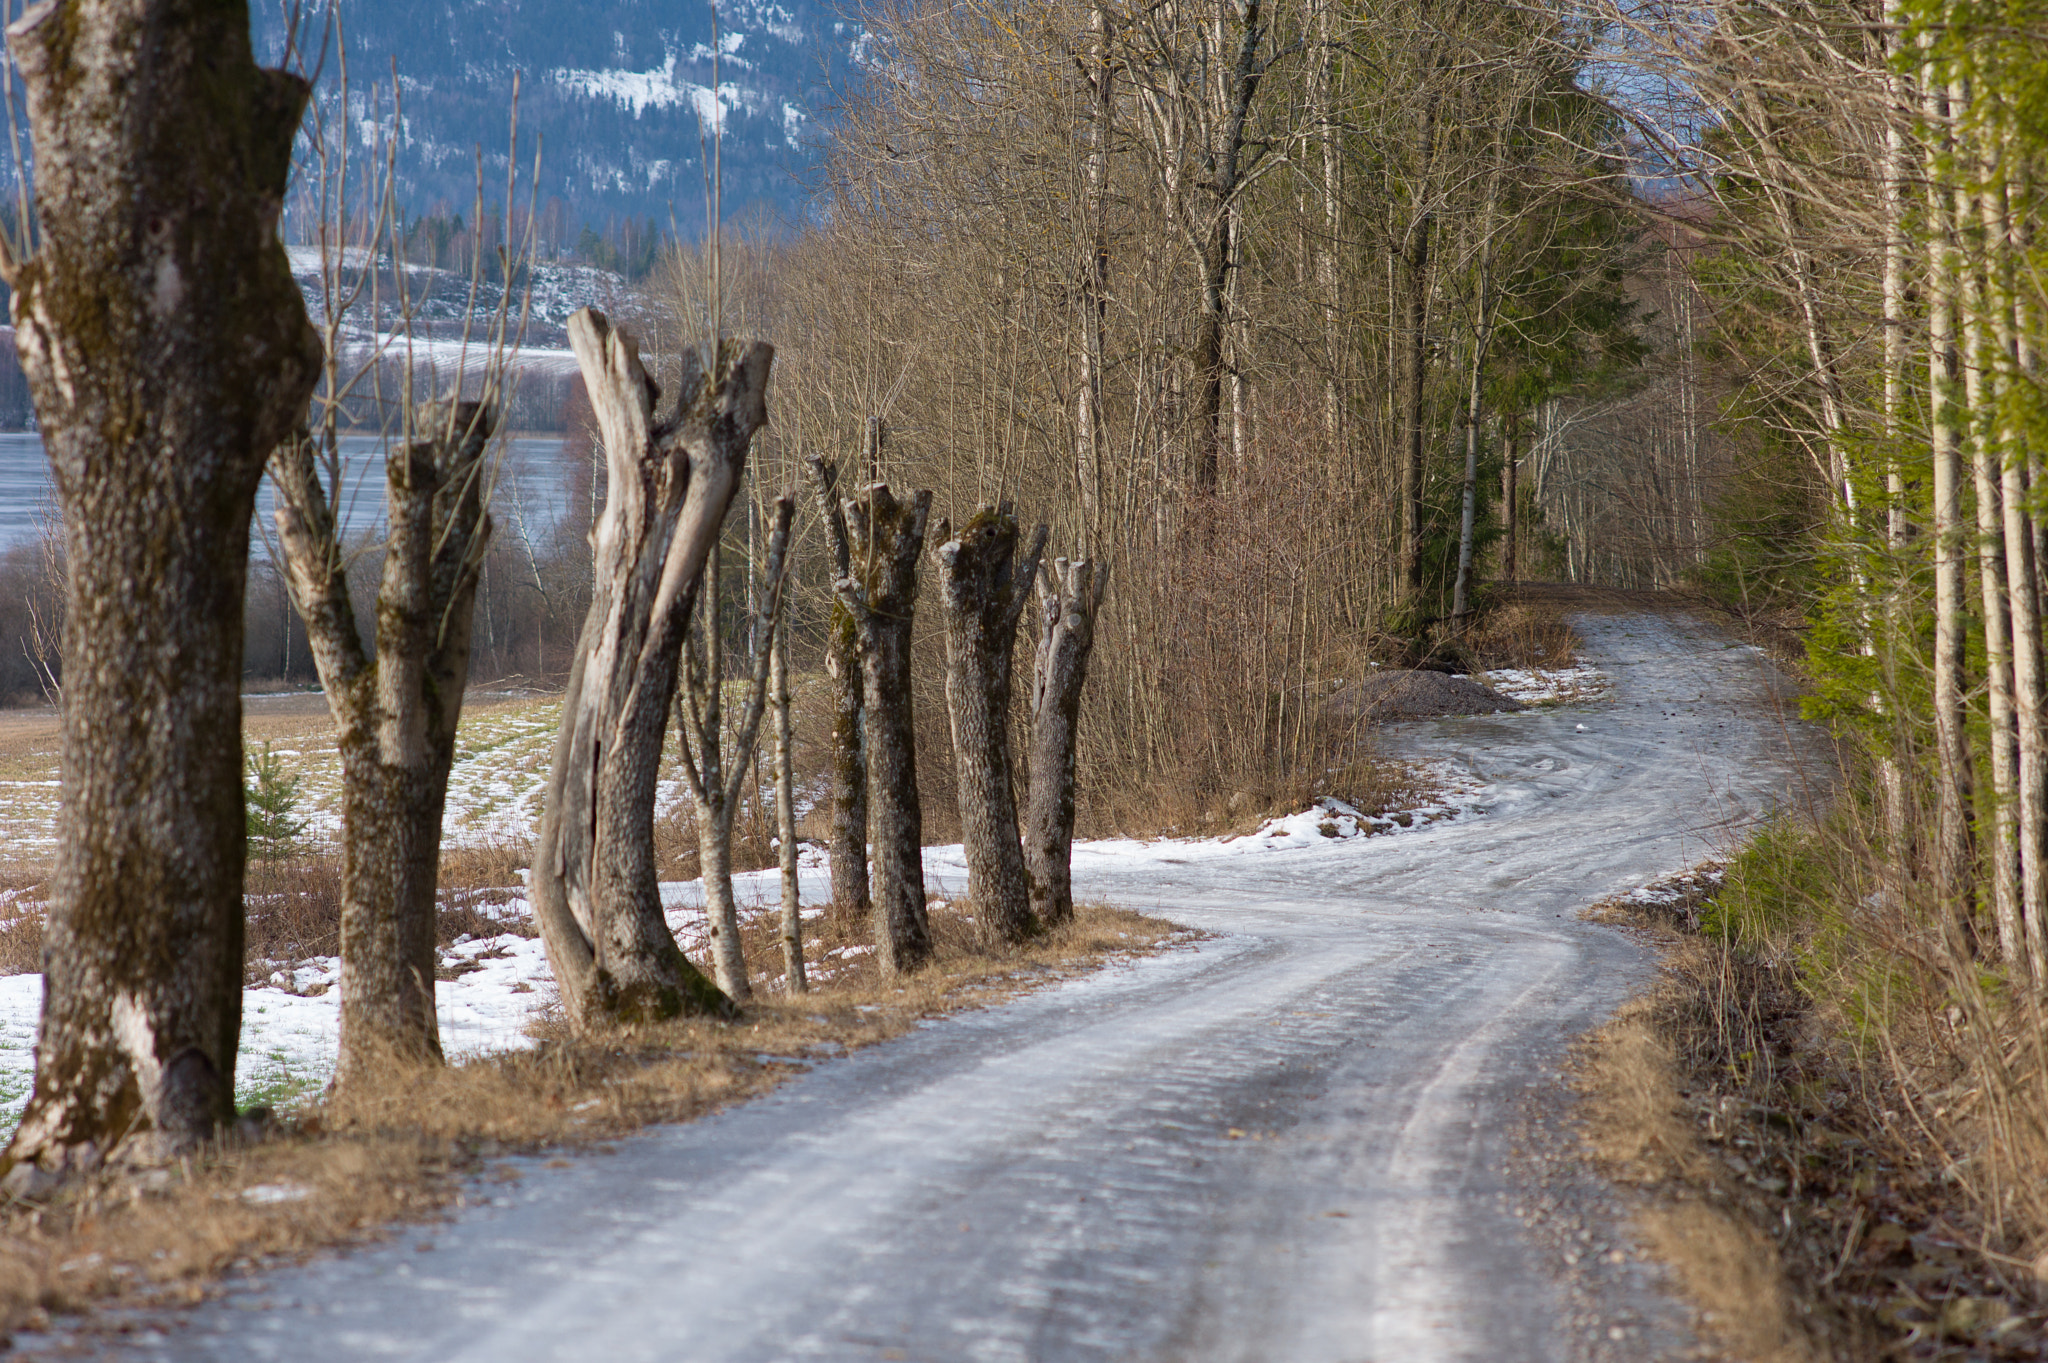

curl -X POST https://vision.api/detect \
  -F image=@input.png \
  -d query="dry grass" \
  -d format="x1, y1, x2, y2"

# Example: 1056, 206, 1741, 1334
0, 900, 1187, 1339
1577, 880, 2048, 1362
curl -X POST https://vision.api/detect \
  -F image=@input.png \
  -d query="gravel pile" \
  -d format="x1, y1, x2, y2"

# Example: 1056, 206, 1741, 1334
1326, 670, 1527, 721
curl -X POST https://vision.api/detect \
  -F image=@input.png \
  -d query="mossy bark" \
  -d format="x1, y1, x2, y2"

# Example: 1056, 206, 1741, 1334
935, 508, 1046, 945
1, 0, 322, 1180
270, 404, 496, 1086
804, 457, 870, 926
531, 311, 769, 1029
835, 484, 934, 974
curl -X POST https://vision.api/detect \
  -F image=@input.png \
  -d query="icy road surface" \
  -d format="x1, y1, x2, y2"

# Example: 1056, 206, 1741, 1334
119, 609, 1812, 1363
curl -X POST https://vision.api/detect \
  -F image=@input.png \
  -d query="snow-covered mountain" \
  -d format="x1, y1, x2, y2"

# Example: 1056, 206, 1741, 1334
254, 0, 853, 237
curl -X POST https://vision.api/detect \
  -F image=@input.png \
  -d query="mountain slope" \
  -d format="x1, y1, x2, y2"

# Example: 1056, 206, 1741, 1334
255, 0, 853, 237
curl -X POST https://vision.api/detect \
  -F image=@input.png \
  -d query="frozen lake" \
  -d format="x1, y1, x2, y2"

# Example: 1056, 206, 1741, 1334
0, 432, 583, 553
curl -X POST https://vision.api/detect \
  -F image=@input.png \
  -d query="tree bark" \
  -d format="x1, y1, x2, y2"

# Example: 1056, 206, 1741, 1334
1924, 83, 1977, 915
531, 311, 770, 1028
1025, 558, 1109, 928
2, 0, 321, 1181
271, 403, 496, 1085
832, 484, 934, 974
804, 457, 870, 927
935, 509, 1047, 945
1397, 200, 1433, 599
678, 497, 796, 1002
1501, 412, 1520, 584
772, 609, 806, 993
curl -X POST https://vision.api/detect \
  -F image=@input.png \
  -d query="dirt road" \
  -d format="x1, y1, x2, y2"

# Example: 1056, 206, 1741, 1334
105, 608, 1813, 1362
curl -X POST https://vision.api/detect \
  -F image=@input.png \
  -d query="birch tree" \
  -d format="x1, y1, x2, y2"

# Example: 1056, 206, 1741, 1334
676, 497, 796, 1001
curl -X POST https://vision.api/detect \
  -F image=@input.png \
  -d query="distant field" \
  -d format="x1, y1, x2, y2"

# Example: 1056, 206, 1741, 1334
0, 689, 582, 865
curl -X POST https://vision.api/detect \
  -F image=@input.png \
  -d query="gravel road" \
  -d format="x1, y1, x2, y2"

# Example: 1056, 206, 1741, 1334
105, 608, 1813, 1363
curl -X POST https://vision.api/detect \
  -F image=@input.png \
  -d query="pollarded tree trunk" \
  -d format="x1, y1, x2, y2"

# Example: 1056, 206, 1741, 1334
804, 457, 870, 927
935, 508, 1047, 944
271, 402, 497, 1084
2, 0, 322, 1183
1024, 558, 1109, 928
531, 311, 771, 1028
827, 484, 934, 974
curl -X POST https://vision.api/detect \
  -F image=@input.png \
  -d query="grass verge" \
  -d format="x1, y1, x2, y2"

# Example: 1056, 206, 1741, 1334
1576, 857, 2048, 1361
0, 900, 1189, 1343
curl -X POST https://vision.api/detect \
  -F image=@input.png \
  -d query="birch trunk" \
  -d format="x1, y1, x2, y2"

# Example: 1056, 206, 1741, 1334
1, 0, 321, 1181
271, 402, 496, 1085
1985, 160, 2047, 980
1025, 559, 1110, 927
531, 311, 770, 1028
1451, 299, 1492, 622
833, 484, 934, 974
1925, 77, 1977, 913
805, 457, 871, 926
935, 509, 1047, 945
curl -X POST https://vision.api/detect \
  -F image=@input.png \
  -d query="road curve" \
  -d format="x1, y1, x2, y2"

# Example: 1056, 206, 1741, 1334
111, 608, 1813, 1363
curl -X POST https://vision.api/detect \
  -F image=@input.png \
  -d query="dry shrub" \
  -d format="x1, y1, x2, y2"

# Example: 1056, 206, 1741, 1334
1464, 593, 1584, 671
242, 857, 343, 983
0, 902, 1188, 1339
0, 869, 46, 975
1581, 834, 2048, 1360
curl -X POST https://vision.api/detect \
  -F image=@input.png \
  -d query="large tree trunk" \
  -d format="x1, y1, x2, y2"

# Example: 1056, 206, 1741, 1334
271, 403, 496, 1084
805, 457, 870, 927
1, 0, 321, 1182
1025, 558, 1109, 928
531, 312, 770, 1028
831, 484, 934, 974
935, 509, 1047, 945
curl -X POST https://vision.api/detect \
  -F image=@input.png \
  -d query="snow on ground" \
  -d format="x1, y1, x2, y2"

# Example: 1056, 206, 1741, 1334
1475, 662, 1612, 706
0, 658, 1608, 1135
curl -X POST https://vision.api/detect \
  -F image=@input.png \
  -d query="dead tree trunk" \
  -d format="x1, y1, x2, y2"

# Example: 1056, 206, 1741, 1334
531, 311, 771, 1028
1024, 558, 1110, 928
772, 606, 807, 993
935, 509, 1047, 945
271, 403, 496, 1084
678, 497, 796, 1002
804, 457, 870, 927
1, 0, 321, 1181
824, 484, 934, 973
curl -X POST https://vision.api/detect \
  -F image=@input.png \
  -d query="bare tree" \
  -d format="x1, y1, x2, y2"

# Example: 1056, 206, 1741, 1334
269, 52, 528, 1084
530, 310, 772, 1027
771, 600, 807, 993
804, 456, 870, 925
676, 496, 796, 1001
822, 482, 934, 973
0, 0, 320, 1183
934, 508, 1047, 944
273, 402, 498, 1080
1024, 557, 1108, 927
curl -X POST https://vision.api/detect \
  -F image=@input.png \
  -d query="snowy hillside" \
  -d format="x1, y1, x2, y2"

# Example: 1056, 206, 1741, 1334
252, 0, 853, 233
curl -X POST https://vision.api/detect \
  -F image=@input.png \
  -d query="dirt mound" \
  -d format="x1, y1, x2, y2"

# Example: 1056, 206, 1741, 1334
1326, 670, 1526, 721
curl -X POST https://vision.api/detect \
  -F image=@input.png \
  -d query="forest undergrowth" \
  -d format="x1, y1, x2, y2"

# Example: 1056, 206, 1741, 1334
1580, 827, 2048, 1362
